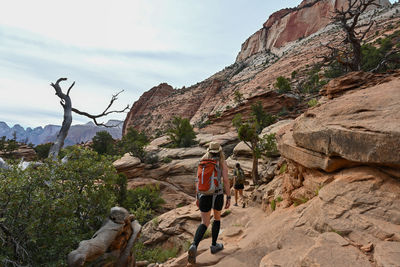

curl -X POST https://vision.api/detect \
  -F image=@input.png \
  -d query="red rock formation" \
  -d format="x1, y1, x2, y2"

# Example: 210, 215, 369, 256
236, 0, 390, 62
123, 83, 174, 135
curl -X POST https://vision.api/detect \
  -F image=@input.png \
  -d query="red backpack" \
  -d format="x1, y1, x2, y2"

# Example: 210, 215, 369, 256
197, 159, 222, 195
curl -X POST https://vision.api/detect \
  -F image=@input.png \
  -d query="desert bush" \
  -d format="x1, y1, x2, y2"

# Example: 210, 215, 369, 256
33, 142, 53, 160
307, 98, 318, 107
162, 157, 172, 163
274, 76, 291, 94
234, 90, 243, 104
0, 147, 119, 266
118, 127, 149, 161
361, 36, 400, 72
123, 185, 164, 224
91, 131, 115, 155
259, 133, 278, 157
299, 65, 327, 94
134, 242, 179, 264
166, 116, 196, 148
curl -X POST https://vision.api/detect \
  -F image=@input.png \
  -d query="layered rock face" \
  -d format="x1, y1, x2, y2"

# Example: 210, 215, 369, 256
123, 1, 394, 137
236, 0, 390, 61
278, 71, 400, 172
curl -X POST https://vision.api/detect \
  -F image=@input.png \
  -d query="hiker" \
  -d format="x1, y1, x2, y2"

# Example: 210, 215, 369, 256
233, 162, 245, 208
188, 141, 231, 264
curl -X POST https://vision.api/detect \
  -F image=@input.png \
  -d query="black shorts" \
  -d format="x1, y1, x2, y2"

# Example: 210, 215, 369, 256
199, 194, 224, 212
234, 184, 244, 190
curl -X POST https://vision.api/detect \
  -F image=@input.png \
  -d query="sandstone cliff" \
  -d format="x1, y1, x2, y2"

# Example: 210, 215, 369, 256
123, 0, 394, 137
236, 0, 390, 61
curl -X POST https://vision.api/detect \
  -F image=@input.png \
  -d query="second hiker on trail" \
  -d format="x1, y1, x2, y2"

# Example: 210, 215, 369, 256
233, 162, 245, 208
188, 141, 231, 264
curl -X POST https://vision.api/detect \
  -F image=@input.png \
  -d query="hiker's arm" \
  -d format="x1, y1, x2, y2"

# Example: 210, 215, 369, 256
195, 180, 199, 207
222, 160, 231, 209
222, 161, 230, 196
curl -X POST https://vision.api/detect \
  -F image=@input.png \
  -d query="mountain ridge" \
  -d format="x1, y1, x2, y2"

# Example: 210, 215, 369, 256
0, 120, 123, 146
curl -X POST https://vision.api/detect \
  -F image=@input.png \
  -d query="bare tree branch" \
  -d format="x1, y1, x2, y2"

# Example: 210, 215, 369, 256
71, 90, 130, 127
330, 0, 381, 71
48, 78, 130, 158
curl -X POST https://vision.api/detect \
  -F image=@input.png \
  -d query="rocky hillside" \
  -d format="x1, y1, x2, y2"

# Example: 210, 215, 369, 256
123, 0, 394, 136
0, 120, 123, 146
134, 70, 400, 267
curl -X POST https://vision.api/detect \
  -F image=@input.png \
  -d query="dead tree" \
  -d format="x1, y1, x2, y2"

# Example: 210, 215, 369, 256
48, 78, 130, 160
330, 0, 381, 71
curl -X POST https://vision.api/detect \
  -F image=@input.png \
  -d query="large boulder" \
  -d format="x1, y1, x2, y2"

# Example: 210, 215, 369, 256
278, 74, 400, 172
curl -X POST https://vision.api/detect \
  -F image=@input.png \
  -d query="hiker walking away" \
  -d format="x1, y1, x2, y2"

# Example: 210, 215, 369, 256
188, 142, 231, 264
233, 163, 245, 208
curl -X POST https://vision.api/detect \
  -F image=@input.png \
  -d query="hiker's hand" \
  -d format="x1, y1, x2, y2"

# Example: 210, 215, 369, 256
196, 199, 199, 208
225, 198, 230, 209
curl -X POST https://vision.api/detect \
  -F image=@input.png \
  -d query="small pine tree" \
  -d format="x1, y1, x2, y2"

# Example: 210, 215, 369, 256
274, 76, 291, 93
167, 117, 196, 148
92, 131, 115, 155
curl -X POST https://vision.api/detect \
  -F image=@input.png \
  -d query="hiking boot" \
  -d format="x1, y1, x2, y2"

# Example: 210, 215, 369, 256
210, 243, 224, 254
242, 203, 246, 208
188, 244, 197, 264
234, 203, 238, 207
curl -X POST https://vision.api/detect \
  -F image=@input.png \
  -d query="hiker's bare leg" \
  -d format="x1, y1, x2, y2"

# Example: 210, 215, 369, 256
213, 209, 221, 221
234, 189, 238, 204
239, 189, 243, 203
201, 211, 211, 227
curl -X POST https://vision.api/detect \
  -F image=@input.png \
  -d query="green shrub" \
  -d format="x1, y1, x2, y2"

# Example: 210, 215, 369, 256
259, 133, 278, 157
324, 60, 348, 79
167, 116, 197, 148
0, 147, 119, 266
270, 199, 276, 211
274, 76, 291, 94
307, 98, 318, 107
276, 196, 283, 202
91, 131, 115, 155
118, 127, 149, 161
123, 185, 165, 225
291, 70, 297, 79
134, 242, 179, 263
361, 37, 400, 72
234, 90, 243, 104
162, 157, 172, 163
33, 142, 53, 159
144, 152, 159, 165
279, 163, 287, 174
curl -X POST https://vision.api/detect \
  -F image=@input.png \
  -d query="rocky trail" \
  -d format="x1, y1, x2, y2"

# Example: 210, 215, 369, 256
161, 163, 400, 267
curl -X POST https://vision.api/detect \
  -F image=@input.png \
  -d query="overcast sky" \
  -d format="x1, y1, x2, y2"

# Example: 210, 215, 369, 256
0, 0, 395, 128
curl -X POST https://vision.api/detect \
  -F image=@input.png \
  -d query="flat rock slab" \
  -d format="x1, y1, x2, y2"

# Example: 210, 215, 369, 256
292, 77, 400, 167
374, 241, 400, 267
194, 245, 240, 266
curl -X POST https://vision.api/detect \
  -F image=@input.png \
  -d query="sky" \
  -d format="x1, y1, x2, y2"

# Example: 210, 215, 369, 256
0, 0, 395, 128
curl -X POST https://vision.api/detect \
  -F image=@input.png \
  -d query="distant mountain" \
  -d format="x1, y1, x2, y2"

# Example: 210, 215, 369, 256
0, 120, 123, 146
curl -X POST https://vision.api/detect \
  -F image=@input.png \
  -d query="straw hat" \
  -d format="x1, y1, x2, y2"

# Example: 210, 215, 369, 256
207, 141, 222, 153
